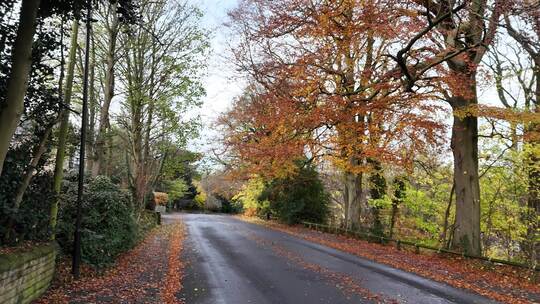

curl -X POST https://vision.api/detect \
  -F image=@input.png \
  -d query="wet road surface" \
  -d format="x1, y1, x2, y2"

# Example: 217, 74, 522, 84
164, 213, 496, 304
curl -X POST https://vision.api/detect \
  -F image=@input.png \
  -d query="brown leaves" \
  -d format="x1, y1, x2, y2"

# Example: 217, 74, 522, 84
240, 216, 540, 304
161, 223, 186, 304
37, 223, 187, 304
222, 0, 449, 179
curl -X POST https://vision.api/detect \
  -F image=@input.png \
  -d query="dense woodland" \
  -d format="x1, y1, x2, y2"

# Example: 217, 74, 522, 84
0, 0, 207, 267
0, 0, 538, 273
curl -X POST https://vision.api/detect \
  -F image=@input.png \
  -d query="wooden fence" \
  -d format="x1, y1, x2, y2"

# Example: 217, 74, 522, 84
301, 221, 538, 272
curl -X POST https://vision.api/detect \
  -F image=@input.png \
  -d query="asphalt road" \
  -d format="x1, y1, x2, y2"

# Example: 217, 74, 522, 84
165, 213, 496, 304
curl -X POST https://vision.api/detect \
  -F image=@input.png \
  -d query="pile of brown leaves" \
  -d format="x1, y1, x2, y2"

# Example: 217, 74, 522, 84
36, 222, 187, 304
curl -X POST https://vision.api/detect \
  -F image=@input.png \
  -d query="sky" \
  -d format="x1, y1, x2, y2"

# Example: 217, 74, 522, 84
187, 0, 243, 161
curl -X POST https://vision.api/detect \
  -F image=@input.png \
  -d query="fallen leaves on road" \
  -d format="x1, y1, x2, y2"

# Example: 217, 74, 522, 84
248, 233, 399, 303
36, 222, 187, 304
240, 216, 539, 304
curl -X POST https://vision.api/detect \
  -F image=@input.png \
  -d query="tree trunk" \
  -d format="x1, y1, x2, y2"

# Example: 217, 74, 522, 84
441, 182, 455, 246
450, 92, 482, 256
389, 177, 406, 239
13, 127, 53, 210
0, 0, 41, 176
92, 2, 119, 177
368, 160, 386, 236
342, 180, 349, 228
526, 64, 540, 265
50, 21, 79, 240
344, 170, 362, 229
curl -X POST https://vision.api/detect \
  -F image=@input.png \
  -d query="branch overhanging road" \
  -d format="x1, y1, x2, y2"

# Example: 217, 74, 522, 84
166, 213, 496, 304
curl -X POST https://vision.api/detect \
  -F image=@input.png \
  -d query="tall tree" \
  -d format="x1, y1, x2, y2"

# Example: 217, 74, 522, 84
117, 0, 207, 209
390, 0, 502, 255
225, 0, 444, 228
0, 0, 41, 176
50, 20, 79, 239
92, 1, 119, 177
504, 0, 540, 264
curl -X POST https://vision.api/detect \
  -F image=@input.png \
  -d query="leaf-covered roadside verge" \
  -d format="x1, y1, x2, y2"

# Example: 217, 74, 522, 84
36, 222, 186, 304
239, 216, 539, 304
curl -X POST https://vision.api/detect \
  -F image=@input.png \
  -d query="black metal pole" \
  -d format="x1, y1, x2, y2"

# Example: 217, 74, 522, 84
72, 0, 92, 279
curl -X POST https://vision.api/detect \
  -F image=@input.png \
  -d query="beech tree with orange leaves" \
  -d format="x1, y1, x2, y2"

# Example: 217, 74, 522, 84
223, 0, 445, 229
385, 0, 504, 256
220, 0, 540, 259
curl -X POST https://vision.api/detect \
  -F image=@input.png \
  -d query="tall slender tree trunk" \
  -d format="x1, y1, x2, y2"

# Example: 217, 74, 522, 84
389, 177, 406, 239
92, 3, 119, 177
0, 0, 41, 176
450, 79, 482, 256
526, 64, 540, 265
50, 21, 79, 239
342, 179, 350, 227
14, 127, 53, 210
441, 182, 455, 246
338, 8, 363, 230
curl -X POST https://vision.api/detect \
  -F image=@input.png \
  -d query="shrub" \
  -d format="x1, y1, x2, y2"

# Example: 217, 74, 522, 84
218, 194, 243, 214
262, 164, 329, 224
235, 163, 329, 224
0, 146, 54, 245
138, 210, 159, 238
57, 176, 137, 268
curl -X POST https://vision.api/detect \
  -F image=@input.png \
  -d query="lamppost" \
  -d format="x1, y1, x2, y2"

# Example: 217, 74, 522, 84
72, 0, 92, 279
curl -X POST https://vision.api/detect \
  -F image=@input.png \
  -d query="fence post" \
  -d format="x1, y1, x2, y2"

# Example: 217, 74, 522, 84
415, 244, 420, 254
396, 240, 401, 251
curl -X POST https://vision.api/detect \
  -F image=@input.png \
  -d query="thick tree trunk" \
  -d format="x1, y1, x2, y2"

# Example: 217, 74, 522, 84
450, 93, 482, 256
92, 3, 118, 177
0, 0, 41, 176
344, 170, 362, 229
50, 21, 79, 239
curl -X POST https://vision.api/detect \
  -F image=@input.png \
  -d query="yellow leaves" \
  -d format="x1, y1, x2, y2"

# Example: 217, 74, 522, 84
453, 104, 540, 125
